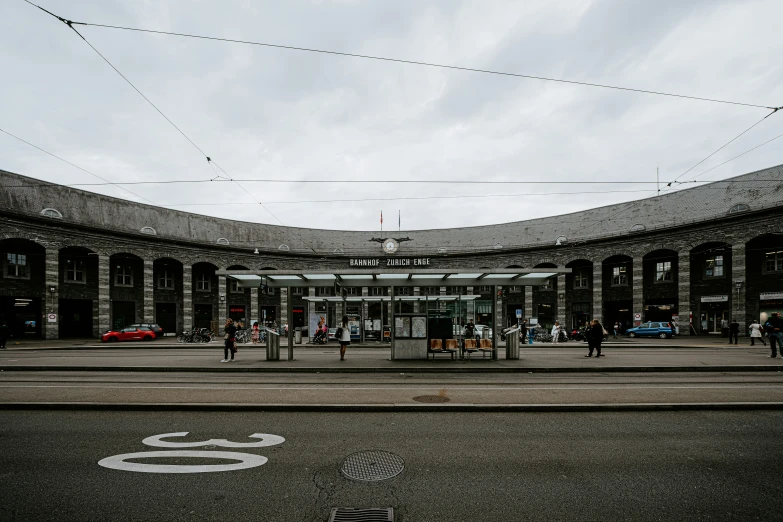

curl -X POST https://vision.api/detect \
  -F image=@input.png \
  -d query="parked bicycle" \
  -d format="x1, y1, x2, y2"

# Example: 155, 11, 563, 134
234, 328, 252, 344
176, 329, 210, 343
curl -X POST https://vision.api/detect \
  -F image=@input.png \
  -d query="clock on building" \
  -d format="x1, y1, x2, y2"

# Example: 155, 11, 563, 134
382, 238, 399, 254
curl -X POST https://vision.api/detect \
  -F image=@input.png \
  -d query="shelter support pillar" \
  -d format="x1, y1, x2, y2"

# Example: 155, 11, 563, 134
677, 251, 691, 335
632, 256, 644, 326
732, 243, 746, 334
287, 286, 294, 360
97, 254, 110, 337
493, 285, 500, 360
249, 287, 258, 328
592, 263, 603, 324
361, 287, 368, 343
44, 248, 59, 340
390, 286, 395, 360
143, 259, 154, 323
182, 264, 192, 332
524, 286, 533, 325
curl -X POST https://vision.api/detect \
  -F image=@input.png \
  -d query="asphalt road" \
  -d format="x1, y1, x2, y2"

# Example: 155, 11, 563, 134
2, 410, 782, 521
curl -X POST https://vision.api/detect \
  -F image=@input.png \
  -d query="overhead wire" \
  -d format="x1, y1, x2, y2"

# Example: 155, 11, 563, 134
0, 126, 155, 204
55, 20, 780, 110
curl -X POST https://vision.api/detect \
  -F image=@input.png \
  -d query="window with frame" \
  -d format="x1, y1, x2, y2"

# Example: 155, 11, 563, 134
765, 251, 783, 272
115, 265, 133, 286
451, 286, 466, 295
65, 259, 85, 282
542, 277, 554, 290
196, 273, 210, 291
612, 266, 627, 286
158, 269, 174, 289
704, 256, 723, 278
656, 261, 673, 282
261, 286, 275, 295
573, 269, 589, 289
316, 287, 332, 296
507, 285, 521, 293
230, 279, 244, 293
291, 287, 304, 295
344, 287, 359, 296
371, 287, 386, 296
423, 286, 440, 296
478, 286, 493, 293
5, 253, 28, 278
396, 287, 411, 296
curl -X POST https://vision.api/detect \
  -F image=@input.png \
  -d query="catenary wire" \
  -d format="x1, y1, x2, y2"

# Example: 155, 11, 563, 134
57, 20, 781, 110
0, 126, 155, 204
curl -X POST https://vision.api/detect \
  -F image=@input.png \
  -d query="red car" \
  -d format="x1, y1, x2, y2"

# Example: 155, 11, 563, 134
101, 326, 157, 343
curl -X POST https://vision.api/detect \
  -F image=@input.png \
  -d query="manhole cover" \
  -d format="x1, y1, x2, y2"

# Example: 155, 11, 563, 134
329, 507, 393, 522
341, 450, 404, 482
412, 395, 451, 403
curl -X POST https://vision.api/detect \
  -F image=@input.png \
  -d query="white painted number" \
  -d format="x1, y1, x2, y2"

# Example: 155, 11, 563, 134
99, 432, 285, 474
142, 432, 285, 448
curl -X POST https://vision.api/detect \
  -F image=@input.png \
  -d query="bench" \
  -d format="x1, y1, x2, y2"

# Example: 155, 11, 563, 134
428, 339, 456, 360
463, 339, 478, 360
479, 339, 494, 358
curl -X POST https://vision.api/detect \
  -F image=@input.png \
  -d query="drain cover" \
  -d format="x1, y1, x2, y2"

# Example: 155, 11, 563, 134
329, 507, 393, 522
412, 395, 450, 403
341, 450, 404, 482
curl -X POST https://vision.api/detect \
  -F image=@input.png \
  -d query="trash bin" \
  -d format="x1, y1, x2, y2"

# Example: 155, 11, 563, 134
505, 327, 520, 360
294, 327, 302, 344
266, 328, 280, 361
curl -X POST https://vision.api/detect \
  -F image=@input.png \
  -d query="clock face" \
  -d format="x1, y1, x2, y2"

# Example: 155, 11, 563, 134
382, 238, 399, 253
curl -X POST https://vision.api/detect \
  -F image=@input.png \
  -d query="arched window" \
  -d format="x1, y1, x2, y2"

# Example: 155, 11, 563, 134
333, 248, 344, 254
278, 244, 290, 251
555, 236, 567, 246
140, 226, 157, 235
728, 203, 750, 214
216, 238, 230, 246
40, 208, 63, 219
630, 224, 646, 232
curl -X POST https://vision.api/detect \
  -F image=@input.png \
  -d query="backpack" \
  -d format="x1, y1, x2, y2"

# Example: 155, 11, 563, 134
335, 327, 343, 339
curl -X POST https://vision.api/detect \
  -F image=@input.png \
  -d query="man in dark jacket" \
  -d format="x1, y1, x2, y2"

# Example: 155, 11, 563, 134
520, 320, 528, 344
586, 320, 605, 357
729, 319, 740, 345
766, 313, 783, 358
0, 321, 9, 349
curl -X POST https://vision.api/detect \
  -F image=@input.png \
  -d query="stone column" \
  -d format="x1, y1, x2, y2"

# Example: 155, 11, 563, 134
556, 274, 566, 326
143, 259, 154, 322
592, 263, 603, 324
524, 286, 533, 323
632, 256, 644, 326
218, 275, 227, 327
493, 285, 501, 359
732, 243, 746, 335
182, 264, 192, 332
413, 286, 420, 313
677, 250, 691, 335
249, 287, 258, 326
279, 287, 288, 326
361, 286, 368, 343
97, 254, 110, 336
44, 248, 59, 340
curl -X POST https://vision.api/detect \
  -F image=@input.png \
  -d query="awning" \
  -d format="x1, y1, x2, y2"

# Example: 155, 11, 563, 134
301, 295, 481, 303
216, 268, 569, 288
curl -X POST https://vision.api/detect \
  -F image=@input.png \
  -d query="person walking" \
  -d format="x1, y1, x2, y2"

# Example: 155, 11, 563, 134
222, 318, 237, 363
765, 312, 783, 358
748, 319, 766, 347
729, 318, 740, 345
551, 321, 561, 344
587, 319, 605, 357
338, 315, 351, 361
520, 319, 528, 344
612, 322, 619, 339
720, 318, 729, 338
0, 321, 9, 349
251, 321, 260, 344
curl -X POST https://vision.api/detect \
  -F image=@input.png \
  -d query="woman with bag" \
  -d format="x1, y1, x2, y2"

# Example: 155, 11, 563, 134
748, 319, 766, 347
338, 315, 351, 361
586, 319, 605, 357
222, 318, 237, 363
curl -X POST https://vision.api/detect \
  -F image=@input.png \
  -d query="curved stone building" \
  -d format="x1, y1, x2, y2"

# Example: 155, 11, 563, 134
1, 165, 782, 339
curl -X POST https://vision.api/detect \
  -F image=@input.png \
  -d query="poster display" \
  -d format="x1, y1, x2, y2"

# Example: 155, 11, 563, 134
411, 316, 427, 338
395, 317, 411, 337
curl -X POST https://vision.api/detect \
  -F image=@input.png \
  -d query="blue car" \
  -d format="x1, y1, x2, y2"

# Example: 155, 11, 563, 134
626, 321, 674, 339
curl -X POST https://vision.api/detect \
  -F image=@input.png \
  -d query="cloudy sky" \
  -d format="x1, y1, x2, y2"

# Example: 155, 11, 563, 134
2, 0, 782, 232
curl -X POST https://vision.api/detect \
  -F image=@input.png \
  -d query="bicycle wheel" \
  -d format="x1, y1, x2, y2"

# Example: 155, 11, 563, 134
176, 335, 184, 343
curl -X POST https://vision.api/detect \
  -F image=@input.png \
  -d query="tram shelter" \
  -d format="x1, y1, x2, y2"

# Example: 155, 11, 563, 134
217, 268, 569, 360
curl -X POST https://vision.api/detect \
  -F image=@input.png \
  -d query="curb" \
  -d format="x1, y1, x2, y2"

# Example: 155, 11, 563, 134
2, 365, 782, 373
1, 402, 782, 412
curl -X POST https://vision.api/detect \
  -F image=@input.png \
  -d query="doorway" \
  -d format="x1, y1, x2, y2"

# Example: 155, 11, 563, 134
701, 310, 728, 334
111, 301, 135, 330
155, 302, 177, 335
59, 298, 94, 338
194, 304, 212, 330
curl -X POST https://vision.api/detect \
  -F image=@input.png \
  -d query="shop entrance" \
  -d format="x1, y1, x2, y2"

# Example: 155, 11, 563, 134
228, 305, 246, 325
194, 304, 212, 330
155, 302, 177, 335
1, 296, 42, 338
570, 302, 590, 330
59, 298, 93, 338
604, 300, 632, 332
259, 306, 276, 328
701, 309, 728, 334
111, 301, 135, 330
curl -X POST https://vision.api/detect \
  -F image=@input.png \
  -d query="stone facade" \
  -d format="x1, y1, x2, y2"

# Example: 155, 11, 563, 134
1, 168, 783, 339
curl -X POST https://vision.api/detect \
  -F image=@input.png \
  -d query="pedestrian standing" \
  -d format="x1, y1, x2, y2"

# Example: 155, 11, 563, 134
251, 321, 260, 344
520, 320, 528, 344
589, 319, 605, 357
729, 318, 740, 345
765, 313, 783, 358
613, 322, 619, 339
222, 318, 237, 363
585, 321, 594, 357
748, 319, 766, 347
338, 315, 351, 361
0, 321, 9, 349
551, 321, 561, 344
721, 318, 729, 338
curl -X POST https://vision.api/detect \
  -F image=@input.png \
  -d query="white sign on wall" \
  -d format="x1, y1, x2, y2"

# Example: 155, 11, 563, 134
701, 295, 728, 303
760, 292, 783, 301
47, 314, 57, 323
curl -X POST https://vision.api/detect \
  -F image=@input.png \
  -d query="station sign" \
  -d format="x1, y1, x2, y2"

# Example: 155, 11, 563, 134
760, 292, 783, 301
349, 258, 431, 267
700, 295, 728, 303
